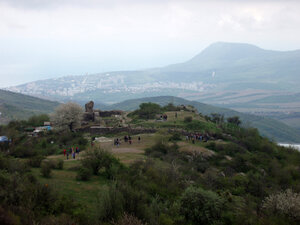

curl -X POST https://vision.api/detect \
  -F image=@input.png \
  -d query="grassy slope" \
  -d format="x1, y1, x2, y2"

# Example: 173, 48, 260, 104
106, 96, 300, 143
0, 89, 59, 124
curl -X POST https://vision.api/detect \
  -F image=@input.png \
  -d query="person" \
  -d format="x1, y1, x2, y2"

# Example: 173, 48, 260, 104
63, 149, 66, 156
77, 147, 80, 154
138, 136, 141, 143
66, 151, 69, 160
175, 112, 178, 119
72, 149, 75, 159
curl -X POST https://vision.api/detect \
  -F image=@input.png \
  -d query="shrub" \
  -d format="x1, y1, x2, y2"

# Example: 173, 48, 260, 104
76, 167, 92, 181
169, 133, 182, 141
41, 161, 52, 178
184, 116, 193, 123
97, 184, 124, 221
28, 155, 45, 168
180, 186, 224, 225
132, 103, 162, 119
81, 147, 119, 176
112, 213, 147, 225
262, 189, 300, 222
57, 159, 64, 170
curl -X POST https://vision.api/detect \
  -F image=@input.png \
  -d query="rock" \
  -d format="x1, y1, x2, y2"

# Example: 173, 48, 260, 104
85, 101, 94, 113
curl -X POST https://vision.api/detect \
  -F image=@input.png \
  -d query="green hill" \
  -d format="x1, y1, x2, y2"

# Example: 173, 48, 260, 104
0, 89, 59, 124
105, 96, 300, 143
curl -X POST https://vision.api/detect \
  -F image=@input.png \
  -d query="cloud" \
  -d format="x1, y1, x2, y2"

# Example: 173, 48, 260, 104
0, 0, 300, 87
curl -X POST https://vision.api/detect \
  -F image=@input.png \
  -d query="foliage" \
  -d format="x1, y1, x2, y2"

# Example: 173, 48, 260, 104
184, 116, 193, 123
112, 213, 147, 225
81, 147, 120, 176
51, 102, 83, 132
97, 183, 124, 222
27, 114, 50, 127
227, 116, 241, 126
28, 155, 46, 168
180, 186, 224, 225
131, 103, 162, 119
169, 132, 182, 141
262, 189, 300, 223
76, 167, 92, 181
40, 161, 52, 178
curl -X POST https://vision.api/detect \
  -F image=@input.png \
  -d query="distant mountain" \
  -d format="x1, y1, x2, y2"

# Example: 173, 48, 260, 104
105, 96, 300, 143
0, 89, 59, 124
6, 42, 300, 128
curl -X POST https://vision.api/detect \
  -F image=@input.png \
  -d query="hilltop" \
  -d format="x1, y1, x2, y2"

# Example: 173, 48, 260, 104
0, 89, 59, 124
105, 96, 300, 143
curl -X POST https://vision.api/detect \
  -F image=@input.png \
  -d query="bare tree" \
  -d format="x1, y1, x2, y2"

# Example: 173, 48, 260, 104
51, 102, 83, 131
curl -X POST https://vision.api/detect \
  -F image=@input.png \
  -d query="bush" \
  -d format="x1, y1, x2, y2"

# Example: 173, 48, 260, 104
81, 147, 120, 176
76, 167, 92, 181
169, 133, 182, 141
57, 159, 64, 170
46, 159, 64, 170
132, 103, 162, 119
97, 184, 124, 221
28, 155, 45, 168
184, 116, 193, 123
262, 189, 300, 222
112, 213, 147, 225
180, 186, 224, 225
41, 161, 52, 178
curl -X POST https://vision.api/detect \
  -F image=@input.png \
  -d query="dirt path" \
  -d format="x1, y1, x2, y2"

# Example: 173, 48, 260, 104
112, 147, 143, 154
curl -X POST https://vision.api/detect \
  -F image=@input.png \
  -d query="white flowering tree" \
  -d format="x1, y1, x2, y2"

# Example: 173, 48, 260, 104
51, 102, 83, 132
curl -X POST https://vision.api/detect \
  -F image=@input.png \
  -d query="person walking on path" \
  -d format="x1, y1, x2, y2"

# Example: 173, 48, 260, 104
138, 136, 141, 143
72, 149, 75, 159
63, 149, 66, 156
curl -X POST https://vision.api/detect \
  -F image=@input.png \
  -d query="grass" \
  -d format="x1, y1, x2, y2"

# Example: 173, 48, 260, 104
31, 159, 108, 219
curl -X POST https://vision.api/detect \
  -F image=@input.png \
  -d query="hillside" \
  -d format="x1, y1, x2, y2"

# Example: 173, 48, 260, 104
105, 96, 300, 143
0, 89, 59, 124
1, 102, 300, 225
7, 42, 300, 128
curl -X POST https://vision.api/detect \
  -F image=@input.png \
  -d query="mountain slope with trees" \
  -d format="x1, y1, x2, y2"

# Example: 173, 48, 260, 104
0, 89, 59, 124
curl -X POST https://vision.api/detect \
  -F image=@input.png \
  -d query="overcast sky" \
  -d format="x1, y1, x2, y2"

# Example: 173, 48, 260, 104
1, 0, 300, 87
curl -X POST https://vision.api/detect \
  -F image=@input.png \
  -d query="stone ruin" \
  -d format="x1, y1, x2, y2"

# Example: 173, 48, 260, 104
83, 101, 97, 122
85, 101, 94, 113
82, 101, 124, 125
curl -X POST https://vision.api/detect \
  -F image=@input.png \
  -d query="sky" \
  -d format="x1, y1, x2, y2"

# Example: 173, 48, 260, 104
1, 0, 300, 87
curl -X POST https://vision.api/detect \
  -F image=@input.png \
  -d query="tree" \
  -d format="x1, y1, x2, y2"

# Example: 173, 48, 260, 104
51, 102, 83, 132
227, 116, 241, 126
180, 186, 224, 225
135, 103, 162, 119
210, 113, 224, 125
262, 189, 300, 222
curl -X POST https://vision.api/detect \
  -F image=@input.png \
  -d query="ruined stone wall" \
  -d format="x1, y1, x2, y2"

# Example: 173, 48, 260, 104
77, 126, 156, 135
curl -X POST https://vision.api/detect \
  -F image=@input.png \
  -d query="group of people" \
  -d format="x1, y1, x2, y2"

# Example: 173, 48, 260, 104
63, 147, 80, 160
113, 135, 141, 147
185, 133, 210, 144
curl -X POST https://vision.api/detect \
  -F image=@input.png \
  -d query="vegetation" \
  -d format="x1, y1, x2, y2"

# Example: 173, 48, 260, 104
51, 102, 83, 131
107, 96, 300, 143
1, 102, 300, 225
0, 89, 59, 125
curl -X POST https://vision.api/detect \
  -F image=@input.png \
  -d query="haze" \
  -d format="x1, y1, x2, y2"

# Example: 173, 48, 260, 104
1, 0, 300, 87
